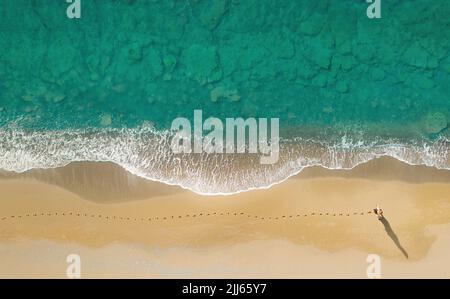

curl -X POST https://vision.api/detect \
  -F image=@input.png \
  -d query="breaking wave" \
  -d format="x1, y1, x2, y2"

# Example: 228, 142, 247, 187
0, 124, 448, 195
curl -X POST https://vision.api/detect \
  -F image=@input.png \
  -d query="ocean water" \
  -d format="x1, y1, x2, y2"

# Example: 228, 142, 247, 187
0, 0, 449, 194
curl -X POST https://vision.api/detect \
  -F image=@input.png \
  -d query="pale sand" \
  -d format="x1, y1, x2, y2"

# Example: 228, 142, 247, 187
0, 157, 450, 278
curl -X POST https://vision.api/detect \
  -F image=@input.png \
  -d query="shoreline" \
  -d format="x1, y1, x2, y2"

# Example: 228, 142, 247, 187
0, 157, 450, 278
1, 125, 448, 195
1, 156, 450, 202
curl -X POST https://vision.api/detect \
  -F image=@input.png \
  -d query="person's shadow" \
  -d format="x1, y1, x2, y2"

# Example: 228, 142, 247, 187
379, 217, 409, 259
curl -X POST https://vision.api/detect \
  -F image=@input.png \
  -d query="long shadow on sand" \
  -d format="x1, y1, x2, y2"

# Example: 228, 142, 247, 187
379, 216, 409, 259
0, 162, 186, 203
295, 157, 450, 184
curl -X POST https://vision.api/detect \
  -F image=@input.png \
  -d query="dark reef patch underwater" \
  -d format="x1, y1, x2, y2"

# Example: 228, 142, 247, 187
0, 0, 448, 194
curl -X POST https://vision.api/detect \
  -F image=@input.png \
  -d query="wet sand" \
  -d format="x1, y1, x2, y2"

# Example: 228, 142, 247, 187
1, 157, 450, 278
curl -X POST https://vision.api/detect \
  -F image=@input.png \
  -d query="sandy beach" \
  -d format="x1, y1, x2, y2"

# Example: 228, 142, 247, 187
1, 0, 449, 283
1, 157, 450, 278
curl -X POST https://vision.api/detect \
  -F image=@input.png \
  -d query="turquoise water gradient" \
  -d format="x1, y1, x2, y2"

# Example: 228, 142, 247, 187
0, 0, 448, 137
0, 0, 449, 194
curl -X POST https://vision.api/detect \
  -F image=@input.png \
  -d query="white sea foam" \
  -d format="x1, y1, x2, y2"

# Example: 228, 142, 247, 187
0, 125, 448, 195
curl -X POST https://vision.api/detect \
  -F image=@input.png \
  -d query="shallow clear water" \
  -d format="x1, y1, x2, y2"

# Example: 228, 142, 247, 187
0, 0, 448, 194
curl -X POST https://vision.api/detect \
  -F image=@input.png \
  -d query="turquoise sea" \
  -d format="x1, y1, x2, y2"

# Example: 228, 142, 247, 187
0, 0, 448, 194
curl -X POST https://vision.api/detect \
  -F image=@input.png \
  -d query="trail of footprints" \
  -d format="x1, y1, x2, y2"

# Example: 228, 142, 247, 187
1, 210, 373, 223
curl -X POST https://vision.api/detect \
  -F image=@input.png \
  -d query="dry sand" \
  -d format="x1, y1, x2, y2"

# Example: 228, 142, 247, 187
0, 157, 450, 278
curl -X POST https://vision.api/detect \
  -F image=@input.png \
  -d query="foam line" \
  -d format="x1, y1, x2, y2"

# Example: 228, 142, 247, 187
0, 125, 448, 195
